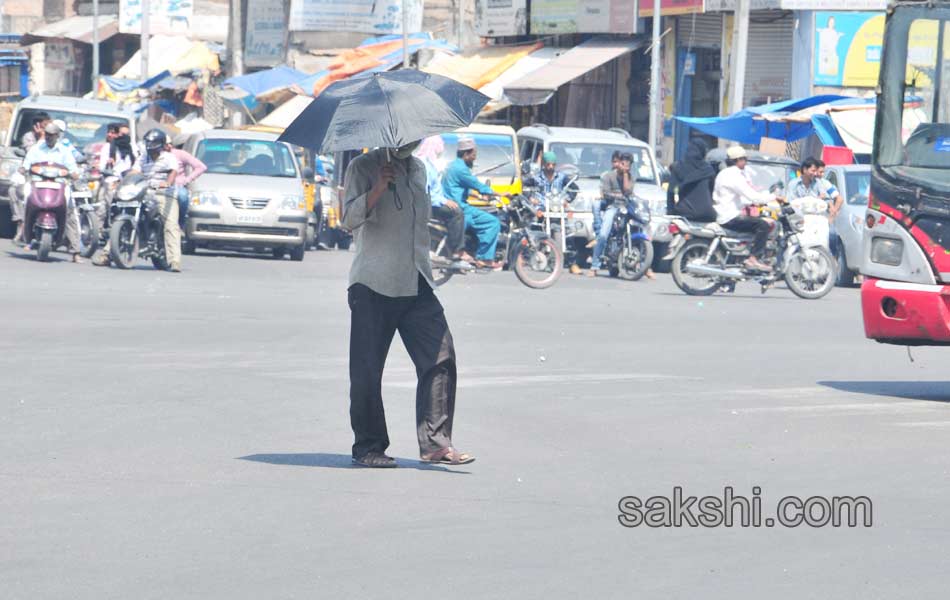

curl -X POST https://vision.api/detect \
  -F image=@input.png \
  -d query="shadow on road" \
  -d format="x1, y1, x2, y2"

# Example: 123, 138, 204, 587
5, 250, 68, 263
237, 452, 471, 474
654, 291, 799, 302
819, 380, 950, 402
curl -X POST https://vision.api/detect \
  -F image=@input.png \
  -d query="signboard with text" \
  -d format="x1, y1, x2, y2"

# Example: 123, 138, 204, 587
246, 0, 288, 68
475, 0, 529, 37
119, 0, 194, 35
289, 0, 423, 34
530, 0, 639, 34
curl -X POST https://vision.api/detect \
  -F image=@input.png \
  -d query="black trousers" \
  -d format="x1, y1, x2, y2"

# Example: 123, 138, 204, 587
432, 203, 464, 254
348, 276, 457, 458
724, 216, 770, 258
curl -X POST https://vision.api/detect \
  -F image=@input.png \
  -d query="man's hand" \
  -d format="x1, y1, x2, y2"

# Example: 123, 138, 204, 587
366, 164, 396, 210
444, 199, 459, 210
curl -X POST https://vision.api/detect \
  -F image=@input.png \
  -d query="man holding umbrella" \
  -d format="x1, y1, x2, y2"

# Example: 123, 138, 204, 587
279, 70, 487, 468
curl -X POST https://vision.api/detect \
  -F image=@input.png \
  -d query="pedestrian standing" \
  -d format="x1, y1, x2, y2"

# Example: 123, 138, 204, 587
341, 142, 474, 468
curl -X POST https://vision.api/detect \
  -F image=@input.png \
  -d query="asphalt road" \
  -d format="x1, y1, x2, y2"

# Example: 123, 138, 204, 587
2, 244, 949, 599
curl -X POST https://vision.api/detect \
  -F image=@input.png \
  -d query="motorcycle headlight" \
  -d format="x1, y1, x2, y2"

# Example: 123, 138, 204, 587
195, 192, 221, 206
117, 182, 144, 201
0, 158, 19, 179
280, 195, 305, 210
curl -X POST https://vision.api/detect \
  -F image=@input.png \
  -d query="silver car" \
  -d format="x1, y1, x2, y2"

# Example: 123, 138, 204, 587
825, 164, 870, 286
184, 130, 309, 260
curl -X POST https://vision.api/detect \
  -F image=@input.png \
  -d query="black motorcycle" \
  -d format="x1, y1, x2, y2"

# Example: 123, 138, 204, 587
602, 198, 654, 281
108, 173, 170, 270
429, 194, 563, 289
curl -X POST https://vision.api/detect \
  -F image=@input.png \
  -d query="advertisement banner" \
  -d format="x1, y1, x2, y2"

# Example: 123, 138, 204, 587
289, 0, 423, 34
245, 0, 288, 68
119, 0, 194, 36
639, 0, 704, 17
475, 0, 528, 36
530, 0, 638, 34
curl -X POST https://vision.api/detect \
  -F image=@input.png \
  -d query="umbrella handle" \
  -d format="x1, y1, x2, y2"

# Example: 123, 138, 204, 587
385, 148, 396, 192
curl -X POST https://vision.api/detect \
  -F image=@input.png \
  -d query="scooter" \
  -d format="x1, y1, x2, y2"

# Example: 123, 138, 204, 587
22, 162, 70, 262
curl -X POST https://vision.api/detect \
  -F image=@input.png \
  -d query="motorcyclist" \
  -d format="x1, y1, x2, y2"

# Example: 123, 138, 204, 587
712, 146, 778, 272
589, 151, 633, 276
94, 129, 181, 272
442, 137, 503, 270
414, 136, 472, 270
19, 122, 82, 263
91, 123, 137, 266
524, 151, 573, 209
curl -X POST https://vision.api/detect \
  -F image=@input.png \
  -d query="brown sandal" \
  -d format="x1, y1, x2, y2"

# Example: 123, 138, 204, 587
421, 447, 475, 465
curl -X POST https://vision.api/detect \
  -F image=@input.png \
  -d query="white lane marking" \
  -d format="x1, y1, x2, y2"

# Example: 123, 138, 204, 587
894, 421, 950, 428
736, 401, 942, 414
386, 373, 701, 389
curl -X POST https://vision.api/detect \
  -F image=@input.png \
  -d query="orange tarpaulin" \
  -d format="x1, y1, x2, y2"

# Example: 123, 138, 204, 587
310, 40, 406, 96
422, 43, 542, 91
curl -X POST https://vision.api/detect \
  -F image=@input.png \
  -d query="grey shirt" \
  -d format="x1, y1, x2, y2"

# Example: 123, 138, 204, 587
341, 149, 435, 298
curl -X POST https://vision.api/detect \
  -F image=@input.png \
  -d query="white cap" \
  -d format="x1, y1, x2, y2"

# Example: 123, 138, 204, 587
456, 137, 476, 152
52, 119, 67, 132
726, 146, 747, 160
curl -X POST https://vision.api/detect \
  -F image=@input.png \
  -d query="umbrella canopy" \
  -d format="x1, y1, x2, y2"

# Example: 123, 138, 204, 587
278, 70, 490, 153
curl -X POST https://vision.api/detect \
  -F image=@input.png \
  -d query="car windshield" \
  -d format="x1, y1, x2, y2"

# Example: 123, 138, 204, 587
441, 133, 516, 178
195, 139, 298, 178
547, 143, 657, 183
13, 108, 129, 149
744, 162, 791, 193
845, 171, 871, 205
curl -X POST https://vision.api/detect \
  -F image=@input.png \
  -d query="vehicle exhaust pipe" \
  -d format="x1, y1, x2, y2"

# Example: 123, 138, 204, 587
684, 263, 743, 279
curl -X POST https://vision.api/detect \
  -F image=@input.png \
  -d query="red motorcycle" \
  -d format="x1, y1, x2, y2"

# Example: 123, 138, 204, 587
22, 161, 70, 262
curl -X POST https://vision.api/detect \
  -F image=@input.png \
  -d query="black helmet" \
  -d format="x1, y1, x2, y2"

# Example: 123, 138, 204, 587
143, 128, 167, 151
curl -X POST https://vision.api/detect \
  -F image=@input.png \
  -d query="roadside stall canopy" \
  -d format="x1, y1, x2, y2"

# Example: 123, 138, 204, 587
673, 95, 853, 144
295, 33, 457, 97
21, 15, 118, 45
223, 66, 308, 99
114, 35, 220, 80
259, 94, 314, 131
422, 43, 542, 92
503, 38, 644, 106
478, 47, 563, 115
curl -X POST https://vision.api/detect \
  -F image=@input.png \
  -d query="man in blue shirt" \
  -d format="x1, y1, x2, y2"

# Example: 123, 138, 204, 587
20, 122, 82, 262
415, 136, 470, 269
442, 137, 502, 269
524, 151, 573, 208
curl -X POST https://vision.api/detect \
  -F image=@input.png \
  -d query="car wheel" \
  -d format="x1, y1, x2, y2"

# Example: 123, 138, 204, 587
290, 241, 306, 262
272, 247, 285, 259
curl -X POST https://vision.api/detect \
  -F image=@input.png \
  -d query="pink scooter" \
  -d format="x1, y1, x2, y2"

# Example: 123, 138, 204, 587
22, 161, 69, 262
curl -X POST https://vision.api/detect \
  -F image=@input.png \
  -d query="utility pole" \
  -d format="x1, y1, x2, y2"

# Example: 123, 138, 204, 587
402, 0, 409, 68
456, 0, 464, 50
729, 0, 750, 114
647, 0, 662, 154
229, 0, 245, 125
140, 0, 150, 80
92, 0, 100, 90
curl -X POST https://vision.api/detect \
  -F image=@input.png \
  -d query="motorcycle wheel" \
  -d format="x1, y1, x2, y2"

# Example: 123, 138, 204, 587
785, 245, 836, 300
149, 223, 169, 270
618, 239, 654, 281
109, 216, 138, 270
37, 230, 52, 262
513, 237, 562, 289
671, 239, 721, 296
430, 242, 455, 287
79, 210, 99, 258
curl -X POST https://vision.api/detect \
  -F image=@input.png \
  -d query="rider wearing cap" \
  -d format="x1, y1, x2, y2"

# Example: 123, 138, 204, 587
441, 137, 502, 270
712, 146, 778, 272
19, 122, 83, 262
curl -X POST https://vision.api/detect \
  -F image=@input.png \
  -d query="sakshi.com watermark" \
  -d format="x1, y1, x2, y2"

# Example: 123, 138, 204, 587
618, 487, 873, 528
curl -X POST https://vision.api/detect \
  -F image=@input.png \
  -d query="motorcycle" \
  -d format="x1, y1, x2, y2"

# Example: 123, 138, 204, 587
429, 194, 563, 289
108, 172, 171, 270
73, 164, 101, 258
523, 175, 588, 268
601, 197, 654, 281
667, 198, 836, 299
22, 162, 70, 262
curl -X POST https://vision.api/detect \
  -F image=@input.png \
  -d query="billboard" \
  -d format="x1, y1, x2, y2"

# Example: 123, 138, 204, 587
530, 0, 638, 34
475, 0, 528, 37
289, 0, 423, 34
245, 0, 288, 68
119, 0, 194, 36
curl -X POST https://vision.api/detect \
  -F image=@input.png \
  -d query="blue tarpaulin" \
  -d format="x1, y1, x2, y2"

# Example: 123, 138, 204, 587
101, 70, 172, 93
223, 65, 309, 98
674, 95, 853, 144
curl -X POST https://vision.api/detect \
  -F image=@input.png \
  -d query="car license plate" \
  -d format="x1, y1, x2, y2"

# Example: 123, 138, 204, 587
236, 214, 263, 224
114, 201, 140, 208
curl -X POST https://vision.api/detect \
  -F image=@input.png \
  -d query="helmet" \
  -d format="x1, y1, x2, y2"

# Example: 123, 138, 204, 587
143, 128, 167, 151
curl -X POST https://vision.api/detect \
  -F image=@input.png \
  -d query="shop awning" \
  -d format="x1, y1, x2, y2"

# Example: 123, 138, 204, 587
479, 47, 563, 115
259, 95, 314, 131
21, 15, 119, 45
223, 66, 309, 99
504, 38, 645, 106
423, 43, 542, 91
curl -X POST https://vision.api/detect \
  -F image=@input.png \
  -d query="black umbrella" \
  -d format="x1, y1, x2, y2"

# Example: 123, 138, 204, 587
277, 70, 490, 153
